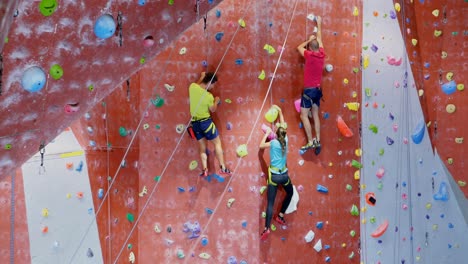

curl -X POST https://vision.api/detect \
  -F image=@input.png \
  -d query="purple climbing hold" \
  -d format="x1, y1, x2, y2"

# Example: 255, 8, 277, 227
386, 136, 394, 145
390, 10, 397, 19
371, 44, 378, 53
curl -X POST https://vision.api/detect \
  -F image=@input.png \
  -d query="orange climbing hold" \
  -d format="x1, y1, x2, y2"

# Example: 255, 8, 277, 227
336, 116, 353, 138
371, 219, 389, 238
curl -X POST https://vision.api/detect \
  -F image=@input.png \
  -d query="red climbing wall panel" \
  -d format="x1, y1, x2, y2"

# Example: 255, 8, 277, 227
396, 0, 467, 197
96, 0, 363, 263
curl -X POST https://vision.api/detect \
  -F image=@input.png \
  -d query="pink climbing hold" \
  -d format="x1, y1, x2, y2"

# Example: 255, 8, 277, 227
376, 167, 385, 179
294, 99, 301, 113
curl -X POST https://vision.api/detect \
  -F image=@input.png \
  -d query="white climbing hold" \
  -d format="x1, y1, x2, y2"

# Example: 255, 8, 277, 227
129, 252, 135, 263
179, 47, 187, 55
139, 186, 148, 197
313, 239, 322, 252
227, 198, 235, 208
165, 83, 175, 92
199, 252, 211, 259
304, 230, 315, 243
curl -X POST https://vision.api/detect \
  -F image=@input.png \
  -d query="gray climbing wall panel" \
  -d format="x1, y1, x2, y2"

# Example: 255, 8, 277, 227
360, 0, 468, 263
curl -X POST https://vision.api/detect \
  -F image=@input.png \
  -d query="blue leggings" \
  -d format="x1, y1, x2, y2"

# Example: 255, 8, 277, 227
265, 172, 293, 229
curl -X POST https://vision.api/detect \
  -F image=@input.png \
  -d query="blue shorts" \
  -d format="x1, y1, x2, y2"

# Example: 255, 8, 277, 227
191, 118, 219, 140
300, 87, 323, 108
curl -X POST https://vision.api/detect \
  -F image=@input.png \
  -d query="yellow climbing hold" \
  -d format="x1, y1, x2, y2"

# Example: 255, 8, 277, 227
343, 78, 349, 84
458, 181, 466, 187
363, 55, 369, 69
66, 193, 72, 199
199, 253, 211, 259
355, 149, 362, 157
263, 44, 276, 55
260, 186, 267, 195
352, 6, 359, 16
425, 203, 432, 210
434, 30, 442, 37
432, 224, 438, 230
418, 89, 424, 97
432, 9, 439, 17
236, 144, 248, 157
394, 3, 401, 12
446, 104, 456, 114
270, 224, 277, 231
354, 170, 360, 180
189, 160, 198, 170
227, 198, 235, 208
411, 39, 418, 46
446, 72, 454, 81
345, 102, 360, 111
258, 70, 266, 80
447, 158, 453, 165
457, 84, 464, 91
42, 208, 49, 217
238, 18, 246, 28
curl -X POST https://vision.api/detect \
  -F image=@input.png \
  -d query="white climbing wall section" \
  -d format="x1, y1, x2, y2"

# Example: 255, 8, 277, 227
360, 0, 468, 263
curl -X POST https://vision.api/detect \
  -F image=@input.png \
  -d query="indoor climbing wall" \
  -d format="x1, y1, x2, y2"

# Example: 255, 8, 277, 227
360, 0, 468, 263
81, 0, 362, 263
399, 0, 467, 198
0, 0, 222, 178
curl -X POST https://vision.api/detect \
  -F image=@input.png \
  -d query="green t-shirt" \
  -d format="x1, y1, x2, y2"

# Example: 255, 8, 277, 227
189, 83, 214, 119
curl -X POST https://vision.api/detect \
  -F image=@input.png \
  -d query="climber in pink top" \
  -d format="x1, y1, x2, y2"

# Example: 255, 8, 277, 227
296, 15, 325, 155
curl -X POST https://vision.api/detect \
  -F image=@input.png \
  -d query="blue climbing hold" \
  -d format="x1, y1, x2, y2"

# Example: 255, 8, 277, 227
316, 221, 324, 229
441, 80, 457, 95
323, 112, 330, 119
433, 181, 449, 201
213, 174, 225, 183
201, 237, 208, 246
317, 184, 328, 193
235, 59, 243, 65
177, 187, 186, 192
205, 208, 214, 214
76, 161, 84, 172
227, 256, 237, 264
215, 32, 224, 42
202, 60, 208, 67
21, 66, 46, 92
98, 188, 104, 199
138, 0, 145, 5
94, 14, 116, 39
215, 9, 221, 18
411, 119, 425, 144
242, 221, 247, 228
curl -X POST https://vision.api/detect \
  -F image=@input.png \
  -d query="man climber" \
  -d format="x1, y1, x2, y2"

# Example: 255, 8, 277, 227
296, 15, 325, 155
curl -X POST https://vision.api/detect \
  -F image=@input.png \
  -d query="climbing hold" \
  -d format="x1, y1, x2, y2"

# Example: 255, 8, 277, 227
446, 104, 456, 113
189, 160, 198, 171
375, 167, 385, 180
433, 182, 449, 201
434, 30, 442, 37
177, 187, 185, 192
76, 192, 84, 199
258, 70, 266, 80
263, 44, 276, 54
354, 170, 360, 180
21, 66, 46, 92
119, 127, 129, 136
386, 136, 394, 145
94, 14, 116, 39
143, 36, 154, 47
314, 239, 322, 252
205, 208, 214, 214
350, 204, 359, 216
350, 230, 356, 237
151, 95, 165, 107
164, 83, 175, 92
201, 237, 209, 246
346, 184, 352, 191
457, 84, 464, 91
446, 72, 454, 81
176, 249, 185, 259
351, 160, 363, 169
368, 124, 378, 134
316, 222, 324, 229
394, 3, 401, 12
366, 192, 376, 206
458, 181, 466, 187
236, 144, 248, 157
352, 6, 359, 16
199, 253, 211, 259
344, 102, 360, 111
316, 184, 328, 193
411, 39, 418, 46
455, 137, 464, 144
238, 19, 246, 28
259, 186, 267, 195
42, 208, 49, 217
363, 55, 369, 69
441, 80, 457, 95
432, 9, 439, 17
98, 188, 104, 199
371, 220, 389, 238
336, 116, 353, 137
176, 124, 185, 134
39, 0, 58, 16
215, 32, 224, 42
304, 230, 315, 243
226, 122, 233, 130
129, 252, 135, 263
227, 198, 235, 208
215, 9, 221, 18
179, 47, 187, 55
127, 213, 135, 223
50, 64, 63, 80
325, 64, 333, 72
411, 119, 425, 144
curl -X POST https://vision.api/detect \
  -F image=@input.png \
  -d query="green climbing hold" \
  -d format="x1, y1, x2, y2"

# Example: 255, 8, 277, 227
127, 244, 133, 249
369, 216, 376, 223
88, 85, 94, 92
154, 175, 161, 181
119, 127, 128, 136
39, 0, 58, 17
4, 37, 8, 43
140, 57, 146, 64
168, 0, 174, 5
270, 224, 277, 231
379, 148, 384, 156
350, 230, 356, 237
369, 124, 378, 134
351, 159, 363, 169
377, 181, 383, 190
4, 143, 12, 150
155, 124, 161, 129
346, 184, 352, 191
350, 204, 359, 216
151, 96, 164, 108
352, 68, 359, 73
50, 64, 63, 80
127, 213, 135, 223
